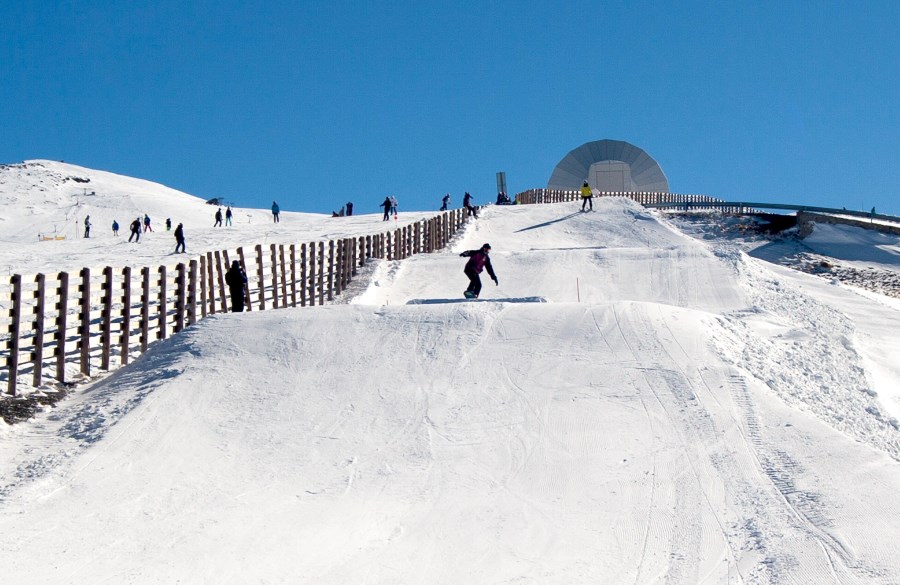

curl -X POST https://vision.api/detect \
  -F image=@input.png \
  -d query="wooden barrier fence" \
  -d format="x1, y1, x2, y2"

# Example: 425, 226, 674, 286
2, 209, 469, 396
514, 189, 724, 208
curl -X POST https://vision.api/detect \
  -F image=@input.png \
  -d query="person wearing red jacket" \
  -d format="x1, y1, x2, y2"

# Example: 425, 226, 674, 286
460, 243, 498, 299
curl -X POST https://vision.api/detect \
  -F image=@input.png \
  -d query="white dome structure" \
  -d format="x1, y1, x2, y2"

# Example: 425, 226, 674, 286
547, 139, 669, 192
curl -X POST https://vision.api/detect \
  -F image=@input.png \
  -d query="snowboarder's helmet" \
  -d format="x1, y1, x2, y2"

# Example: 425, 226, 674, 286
482, 243, 491, 251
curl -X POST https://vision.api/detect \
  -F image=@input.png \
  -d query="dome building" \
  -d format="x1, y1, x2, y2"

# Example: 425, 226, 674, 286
547, 139, 669, 193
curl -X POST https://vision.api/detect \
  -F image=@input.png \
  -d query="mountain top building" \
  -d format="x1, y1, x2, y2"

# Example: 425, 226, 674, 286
547, 139, 669, 192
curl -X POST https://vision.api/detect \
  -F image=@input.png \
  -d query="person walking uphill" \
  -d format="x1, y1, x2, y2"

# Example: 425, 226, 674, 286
463, 192, 478, 218
83, 215, 91, 238
271, 201, 280, 223
460, 243, 498, 299
580, 181, 593, 212
128, 217, 142, 243
224, 260, 248, 312
381, 196, 392, 221
174, 222, 186, 253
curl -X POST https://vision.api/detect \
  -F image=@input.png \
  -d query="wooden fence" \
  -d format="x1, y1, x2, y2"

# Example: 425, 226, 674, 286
2, 209, 470, 396
514, 189, 724, 209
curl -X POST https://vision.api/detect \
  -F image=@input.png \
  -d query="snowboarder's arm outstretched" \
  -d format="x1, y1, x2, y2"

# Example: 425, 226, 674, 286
485, 258, 498, 284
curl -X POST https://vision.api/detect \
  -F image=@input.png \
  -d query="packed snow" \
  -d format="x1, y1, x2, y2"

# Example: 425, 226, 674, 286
1, 162, 900, 584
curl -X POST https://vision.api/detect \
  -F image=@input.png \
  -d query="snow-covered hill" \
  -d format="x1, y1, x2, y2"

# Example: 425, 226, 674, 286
0, 160, 437, 277
2, 168, 900, 583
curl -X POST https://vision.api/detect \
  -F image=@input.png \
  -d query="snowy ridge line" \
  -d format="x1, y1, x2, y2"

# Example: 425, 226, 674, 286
1, 208, 473, 403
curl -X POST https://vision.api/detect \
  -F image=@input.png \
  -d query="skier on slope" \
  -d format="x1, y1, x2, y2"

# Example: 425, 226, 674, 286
460, 243, 498, 299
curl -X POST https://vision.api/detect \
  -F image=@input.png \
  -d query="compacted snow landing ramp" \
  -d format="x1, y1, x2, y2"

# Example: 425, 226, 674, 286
1, 199, 899, 584
406, 296, 548, 305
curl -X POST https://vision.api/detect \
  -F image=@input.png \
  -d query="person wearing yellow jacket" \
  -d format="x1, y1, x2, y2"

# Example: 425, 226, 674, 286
580, 181, 593, 212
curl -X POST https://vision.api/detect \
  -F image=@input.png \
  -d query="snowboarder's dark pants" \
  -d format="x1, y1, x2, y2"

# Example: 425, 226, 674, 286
229, 288, 245, 312
581, 196, 592, 211
175, 239, 185, 253
128, 230, 140, 243
465, 204, 478, 218
465, 267, 482, 298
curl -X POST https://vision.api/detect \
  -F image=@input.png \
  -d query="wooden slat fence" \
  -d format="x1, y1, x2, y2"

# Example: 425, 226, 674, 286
514, 189, 725, 209
2, 209, 469, 396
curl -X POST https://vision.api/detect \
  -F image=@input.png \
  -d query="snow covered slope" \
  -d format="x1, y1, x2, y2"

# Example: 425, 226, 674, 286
0, 160, 437, 276
1, 197, 900, 584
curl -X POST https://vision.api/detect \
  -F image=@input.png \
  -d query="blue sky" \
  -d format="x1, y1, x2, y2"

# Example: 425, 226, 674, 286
3, 0, 898, 215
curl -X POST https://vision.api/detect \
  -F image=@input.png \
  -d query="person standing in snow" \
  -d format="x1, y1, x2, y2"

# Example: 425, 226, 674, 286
381, 196, 392, 221
463, 192, 478, 218
272, 201, 280, 223
224, 260, 248, 312
83, 215, 91, 238
580, 181, 593, 212
225, 206, 233, 226
128, 217, 141, 242
166, 217, 172, 231
174, 222, 186, 253
346, 201, 353, 216
143, 214, 152, 232
460, 243, 498, 299
214, 208, 223, 227
389, 195, 398, 217
440, 193, 450, 211
112, 219, 119, 236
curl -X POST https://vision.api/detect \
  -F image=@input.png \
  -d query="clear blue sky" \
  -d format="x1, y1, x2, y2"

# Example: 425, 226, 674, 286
3, 0, 898, 215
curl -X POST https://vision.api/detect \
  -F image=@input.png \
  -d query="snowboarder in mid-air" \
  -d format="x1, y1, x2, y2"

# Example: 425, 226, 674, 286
460, 243, 498, 299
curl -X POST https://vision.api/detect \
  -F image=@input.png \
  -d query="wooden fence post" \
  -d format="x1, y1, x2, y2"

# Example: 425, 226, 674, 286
158, 266, 167, 340
140, 267, 150, 353
55, 272, 68, 384
300, 243, 308, 307
6, 274, 21, 395
270, 244, 280, 309
199, 255, 208, 318
187, 260, 198, 326
174, 263, 186, 334
121, 267, 131, 366
213, 252, 227, 313
255, 244, 266, 311
32, 274, 46, 387
79, 268, 91, 377
318, 241, 325, 305
289, 244, 297, 307
206, 252, 216, 314
279, 245, 288, 307
100, 266, 113, 370
328, 240, 335, 301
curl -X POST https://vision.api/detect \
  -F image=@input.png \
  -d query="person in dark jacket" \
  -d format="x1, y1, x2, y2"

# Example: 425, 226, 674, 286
83, 215, 91, 238
346, 201, 353, 216
440, 193, 450, 211
463, 192, 478, 218
128, 217, 142, 243
460, 243, 498, 299
112, 219, 119, 236
224, 260, 248, 312
174, 223, 186, 253
214, 208, 223, 227
381, 196, 392, 221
